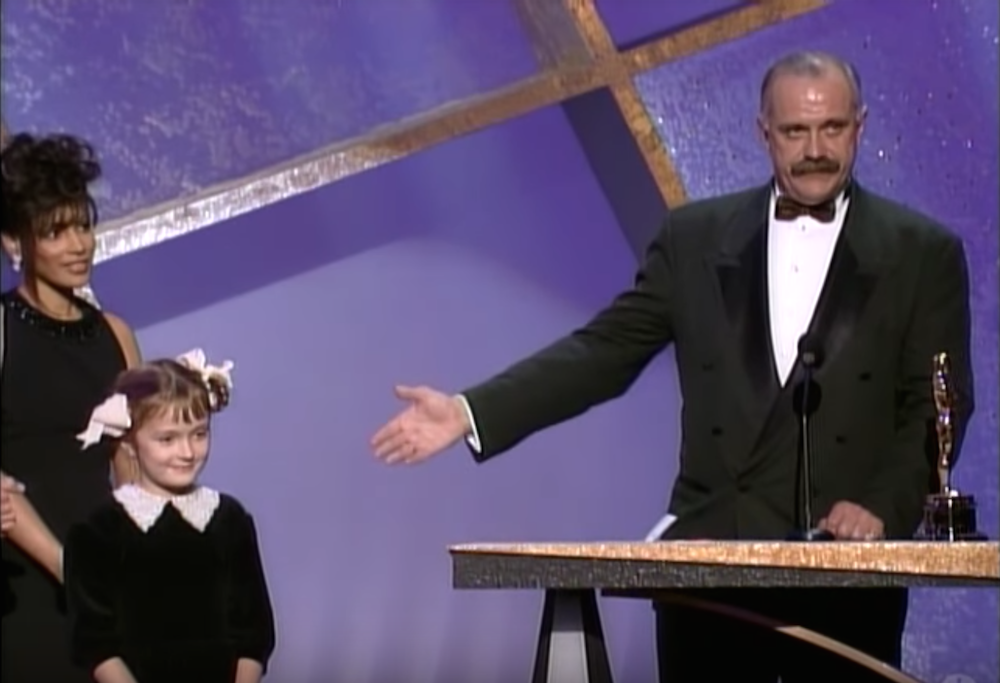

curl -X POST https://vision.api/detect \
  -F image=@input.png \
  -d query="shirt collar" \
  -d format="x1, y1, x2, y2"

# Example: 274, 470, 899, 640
114, 483, 220, 533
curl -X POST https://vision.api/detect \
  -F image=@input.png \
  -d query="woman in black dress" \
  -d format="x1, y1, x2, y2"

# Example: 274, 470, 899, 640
1, 133, 142, 682
64, 354, 276, 683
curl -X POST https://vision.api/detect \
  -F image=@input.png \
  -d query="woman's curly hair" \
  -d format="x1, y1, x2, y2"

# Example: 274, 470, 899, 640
1, 133, 102, 240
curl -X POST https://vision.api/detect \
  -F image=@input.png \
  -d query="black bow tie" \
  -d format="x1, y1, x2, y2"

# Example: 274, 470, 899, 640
774, 196, 837, 223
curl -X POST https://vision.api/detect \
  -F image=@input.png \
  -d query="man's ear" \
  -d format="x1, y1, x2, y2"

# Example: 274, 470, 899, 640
756, 114, 770, 148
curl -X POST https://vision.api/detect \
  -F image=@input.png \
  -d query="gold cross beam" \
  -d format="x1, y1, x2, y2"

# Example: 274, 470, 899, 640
542, 0, 826, 206
93, 0, 825, 263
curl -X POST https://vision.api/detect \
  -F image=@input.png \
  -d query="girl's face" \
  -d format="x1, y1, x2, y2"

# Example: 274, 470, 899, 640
129, 408, 211, 497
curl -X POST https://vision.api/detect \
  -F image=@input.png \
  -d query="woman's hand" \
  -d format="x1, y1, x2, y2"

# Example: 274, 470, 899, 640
0, 476, 62, 581
1, 472, 26, 537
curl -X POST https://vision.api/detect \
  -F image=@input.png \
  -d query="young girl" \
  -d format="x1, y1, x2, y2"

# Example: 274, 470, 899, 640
63, 349, 276, 683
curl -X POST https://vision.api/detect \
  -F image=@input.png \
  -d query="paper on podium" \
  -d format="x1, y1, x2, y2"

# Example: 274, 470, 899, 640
644, 513, 677, 541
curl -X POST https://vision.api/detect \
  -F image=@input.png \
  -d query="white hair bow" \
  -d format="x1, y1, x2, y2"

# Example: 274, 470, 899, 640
76, 393, 131, 449
176, 348, 235, 405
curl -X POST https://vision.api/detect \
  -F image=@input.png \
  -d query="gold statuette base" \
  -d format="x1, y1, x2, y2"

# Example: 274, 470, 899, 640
917, 492, 986, 541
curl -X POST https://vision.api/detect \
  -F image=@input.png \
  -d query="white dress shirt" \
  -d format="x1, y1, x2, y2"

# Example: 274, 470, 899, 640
767, 190, 848, 384
462, 189, 849, 451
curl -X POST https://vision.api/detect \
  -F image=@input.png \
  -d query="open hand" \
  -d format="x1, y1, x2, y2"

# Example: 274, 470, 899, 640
818, 501, 884, 540
371, 385, 470, 465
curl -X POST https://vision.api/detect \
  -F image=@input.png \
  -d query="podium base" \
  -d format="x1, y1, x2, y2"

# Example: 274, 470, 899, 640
787, 528, 836, 542
532, 589, 613, 683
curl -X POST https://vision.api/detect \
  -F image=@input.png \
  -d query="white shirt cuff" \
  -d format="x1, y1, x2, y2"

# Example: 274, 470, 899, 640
456, 394, 483, 454
644, 513, 677, 541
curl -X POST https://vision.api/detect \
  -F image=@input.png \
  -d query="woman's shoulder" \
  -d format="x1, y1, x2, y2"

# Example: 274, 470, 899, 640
100, 310, 141, 367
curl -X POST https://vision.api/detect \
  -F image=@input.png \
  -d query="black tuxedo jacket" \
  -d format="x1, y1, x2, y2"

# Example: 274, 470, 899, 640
462, 182, 974, 540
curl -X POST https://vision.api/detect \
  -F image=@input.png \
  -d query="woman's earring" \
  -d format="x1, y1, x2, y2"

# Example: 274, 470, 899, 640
10, 252, 21, 272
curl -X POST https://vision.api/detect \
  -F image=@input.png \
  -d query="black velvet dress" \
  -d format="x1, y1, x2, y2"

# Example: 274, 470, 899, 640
63, 485, 276, 683
1, 289, 125, 683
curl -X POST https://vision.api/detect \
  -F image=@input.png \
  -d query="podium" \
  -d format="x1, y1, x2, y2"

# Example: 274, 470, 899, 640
449, 540, 999, 683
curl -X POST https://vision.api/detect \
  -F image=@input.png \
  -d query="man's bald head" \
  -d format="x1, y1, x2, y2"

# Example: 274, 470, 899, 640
760, 51, 863, 117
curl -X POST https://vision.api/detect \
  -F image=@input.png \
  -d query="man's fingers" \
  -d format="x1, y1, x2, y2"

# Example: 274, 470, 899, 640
818, 502, 885, 540
826, 508, 860, 539
384, 443, 424, 465
839, 515, 879, 540
825, 508, 846, 530
394, 385, 426, 402
371, 420, 403, 450
854, 518, 883, 540
373, 431, 410, 460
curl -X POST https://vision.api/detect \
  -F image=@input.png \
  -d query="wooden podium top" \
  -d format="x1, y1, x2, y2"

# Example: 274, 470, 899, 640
449, 541, 999, 590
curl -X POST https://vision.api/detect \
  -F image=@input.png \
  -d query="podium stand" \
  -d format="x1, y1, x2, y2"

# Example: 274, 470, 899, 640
450, 540, 999, 683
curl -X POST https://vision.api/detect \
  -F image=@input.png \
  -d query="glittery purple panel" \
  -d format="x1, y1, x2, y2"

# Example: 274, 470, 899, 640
634, 1, 999, 679
593, 0, 746, 48
0, 0, 538, 220
561, 89, 669, 258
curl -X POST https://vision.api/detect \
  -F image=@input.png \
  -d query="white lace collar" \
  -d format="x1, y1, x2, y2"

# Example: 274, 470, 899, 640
114, 484, 221, 533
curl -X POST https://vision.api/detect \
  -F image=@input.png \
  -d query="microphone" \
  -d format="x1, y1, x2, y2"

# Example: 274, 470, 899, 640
788, 333, 835, 542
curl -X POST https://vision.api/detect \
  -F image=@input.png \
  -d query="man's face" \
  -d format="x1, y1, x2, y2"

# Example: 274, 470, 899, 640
758, 70, 864, 205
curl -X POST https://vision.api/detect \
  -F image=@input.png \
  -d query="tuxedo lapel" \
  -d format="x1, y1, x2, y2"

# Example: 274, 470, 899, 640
711, 186, 780, 425
710, 182, 893, 471
783, 184, 889, 389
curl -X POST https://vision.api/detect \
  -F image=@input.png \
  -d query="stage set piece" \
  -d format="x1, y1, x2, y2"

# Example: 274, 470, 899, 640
449, 540, 999, 683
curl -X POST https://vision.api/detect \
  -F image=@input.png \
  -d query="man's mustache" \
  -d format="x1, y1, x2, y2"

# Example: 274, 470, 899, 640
791, 158, 841, 176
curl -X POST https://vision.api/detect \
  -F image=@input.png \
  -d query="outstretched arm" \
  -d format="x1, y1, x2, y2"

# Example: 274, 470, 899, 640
371, 218, 678, 465
461, 218, 677, 459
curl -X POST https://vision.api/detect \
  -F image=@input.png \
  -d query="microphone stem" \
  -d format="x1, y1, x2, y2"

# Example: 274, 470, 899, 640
801, 372, 814, 531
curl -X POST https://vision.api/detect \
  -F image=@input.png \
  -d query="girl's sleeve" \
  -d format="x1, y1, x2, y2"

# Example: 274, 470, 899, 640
63, 516, 124, 672
228, 507, 277, 669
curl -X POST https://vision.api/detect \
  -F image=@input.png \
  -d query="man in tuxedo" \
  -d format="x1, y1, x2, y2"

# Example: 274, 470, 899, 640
371, 50, 973, 682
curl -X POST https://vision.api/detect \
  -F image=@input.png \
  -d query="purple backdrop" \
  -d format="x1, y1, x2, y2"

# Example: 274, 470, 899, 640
2, 0, 997, 681
0, 0, 538, 220
116, 106, 679, 682
595, 0, 745, 48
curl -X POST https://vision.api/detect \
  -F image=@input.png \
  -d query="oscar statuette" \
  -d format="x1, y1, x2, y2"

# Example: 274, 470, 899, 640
916, 352, 985, 541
